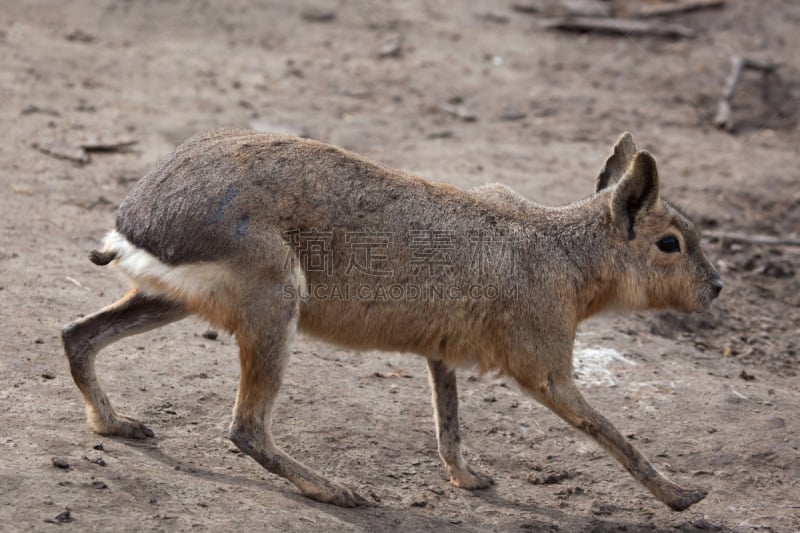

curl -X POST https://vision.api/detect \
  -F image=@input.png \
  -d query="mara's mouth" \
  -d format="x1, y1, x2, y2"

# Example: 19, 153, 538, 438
694, 287, 719, 313
694, 300, 712, 314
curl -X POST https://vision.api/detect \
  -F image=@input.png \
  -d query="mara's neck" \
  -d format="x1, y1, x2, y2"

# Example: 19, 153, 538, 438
517, 192, 620, 321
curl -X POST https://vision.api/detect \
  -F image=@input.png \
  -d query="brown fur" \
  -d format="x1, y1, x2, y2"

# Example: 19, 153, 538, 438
62, 129, 722, 511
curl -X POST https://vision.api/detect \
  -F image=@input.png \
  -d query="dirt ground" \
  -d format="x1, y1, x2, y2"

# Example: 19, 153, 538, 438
1, 1, 798, 531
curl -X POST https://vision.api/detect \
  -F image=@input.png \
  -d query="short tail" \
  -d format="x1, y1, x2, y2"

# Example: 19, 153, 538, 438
89, 249, 117, 266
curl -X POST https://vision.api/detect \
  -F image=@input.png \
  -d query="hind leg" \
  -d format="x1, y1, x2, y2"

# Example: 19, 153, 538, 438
61, 288, 188, 438
227, 281, 370, 507
427, 359, 493, 489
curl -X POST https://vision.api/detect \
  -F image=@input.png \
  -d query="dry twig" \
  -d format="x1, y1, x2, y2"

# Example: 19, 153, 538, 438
713, 55, 781, 130
636, 0, 725, 18
704, 230, 800, 247
542, 16, 695, 38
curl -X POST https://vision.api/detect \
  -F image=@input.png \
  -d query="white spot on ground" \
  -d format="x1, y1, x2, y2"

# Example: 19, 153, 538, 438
574, 344, 636, 386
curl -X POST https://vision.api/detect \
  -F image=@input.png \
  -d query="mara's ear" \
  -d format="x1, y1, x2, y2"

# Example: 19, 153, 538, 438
610, 151, 660, 240
596, 132, 638, 192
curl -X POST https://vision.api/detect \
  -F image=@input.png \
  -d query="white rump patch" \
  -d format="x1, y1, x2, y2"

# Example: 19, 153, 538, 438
100, 230, 236, 303
574, 343, 637, 386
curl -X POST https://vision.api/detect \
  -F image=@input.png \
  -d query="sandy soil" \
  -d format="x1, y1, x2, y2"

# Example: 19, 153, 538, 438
1, 1, 798, 531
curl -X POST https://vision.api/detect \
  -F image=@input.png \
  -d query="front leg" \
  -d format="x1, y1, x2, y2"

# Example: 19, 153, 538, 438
427, 359, 493, 489
527, 374, 706, 511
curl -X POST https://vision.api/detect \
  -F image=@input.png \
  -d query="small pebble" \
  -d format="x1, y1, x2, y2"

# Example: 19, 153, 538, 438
83, 455, 106, 466
51, 457, 70, 470
301, 8, 336, 23
53, 508, 73, 523
201, 330, 218, 341
739, 369, 756, 381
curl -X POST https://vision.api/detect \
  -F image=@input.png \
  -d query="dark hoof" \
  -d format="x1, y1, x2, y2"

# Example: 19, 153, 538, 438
96, 415, 154, 440
668, 488, 708, 511
301, 485, 373, 508
451, 467, 494, 490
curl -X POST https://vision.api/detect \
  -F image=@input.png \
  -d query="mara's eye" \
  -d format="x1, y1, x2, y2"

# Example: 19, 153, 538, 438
656, 235, 681, 253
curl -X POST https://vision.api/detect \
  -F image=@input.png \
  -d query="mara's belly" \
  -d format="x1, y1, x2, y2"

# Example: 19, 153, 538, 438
296, 295, 493, 371
297, 295, 448, 357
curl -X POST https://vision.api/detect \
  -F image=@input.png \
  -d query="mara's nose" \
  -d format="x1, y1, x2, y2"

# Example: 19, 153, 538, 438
711, 278, 724, 298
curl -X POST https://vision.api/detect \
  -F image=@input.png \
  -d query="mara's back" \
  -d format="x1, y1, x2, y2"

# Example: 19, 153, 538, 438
117, 128, 525, 268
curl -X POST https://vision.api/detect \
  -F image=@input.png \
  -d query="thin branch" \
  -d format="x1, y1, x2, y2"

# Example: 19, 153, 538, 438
704, 230, 800, 247
713, 55, 782, 130
636, 0, 725, 18
542, 17, 696, 39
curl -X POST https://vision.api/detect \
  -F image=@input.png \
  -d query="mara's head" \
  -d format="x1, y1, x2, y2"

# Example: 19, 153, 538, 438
596, 133, 723, 313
